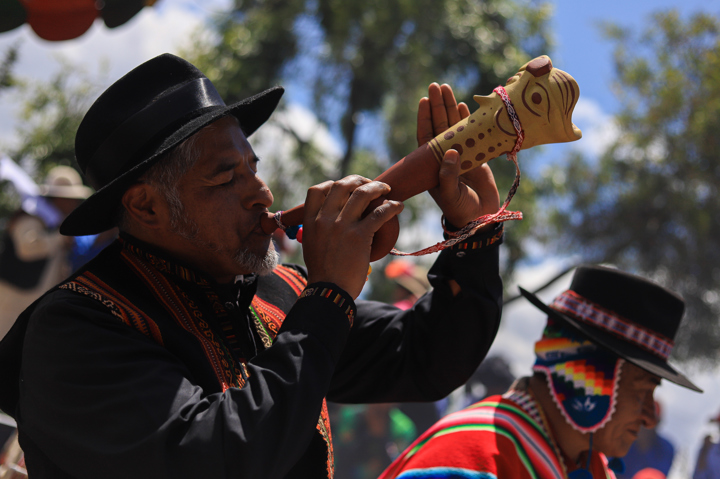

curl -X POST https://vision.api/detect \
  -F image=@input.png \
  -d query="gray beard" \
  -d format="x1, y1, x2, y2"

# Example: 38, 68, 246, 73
172, 215, 279, 276
233, 244, 279, 276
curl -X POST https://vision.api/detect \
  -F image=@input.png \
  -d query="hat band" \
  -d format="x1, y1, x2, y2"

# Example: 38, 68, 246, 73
85, 77, 225, 189
550, 290, 674, 360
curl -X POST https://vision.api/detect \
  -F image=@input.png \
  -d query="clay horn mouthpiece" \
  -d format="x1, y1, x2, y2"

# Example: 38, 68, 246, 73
264, 55, 582, 261
260, 211, 277, 235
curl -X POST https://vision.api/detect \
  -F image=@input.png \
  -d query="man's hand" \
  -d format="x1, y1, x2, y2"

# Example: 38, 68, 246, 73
418, 83, 500, 228
302, 176, 403, 299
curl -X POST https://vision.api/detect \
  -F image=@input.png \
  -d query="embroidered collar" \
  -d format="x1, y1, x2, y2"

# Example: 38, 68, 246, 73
117, 233, 258, 301
117, 233, 263, 361
505, 379, 571, 479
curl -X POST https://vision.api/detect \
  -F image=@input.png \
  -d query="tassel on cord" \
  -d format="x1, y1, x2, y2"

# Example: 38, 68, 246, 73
568, 433, 594, 479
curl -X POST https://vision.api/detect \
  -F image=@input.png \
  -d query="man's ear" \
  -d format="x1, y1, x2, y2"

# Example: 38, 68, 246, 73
121, 183, 166, 229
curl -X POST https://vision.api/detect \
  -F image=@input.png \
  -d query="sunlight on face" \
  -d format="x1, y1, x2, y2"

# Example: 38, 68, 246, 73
171, 212, 279, 275
593, 362, 661, 458
160, 116, 278, 281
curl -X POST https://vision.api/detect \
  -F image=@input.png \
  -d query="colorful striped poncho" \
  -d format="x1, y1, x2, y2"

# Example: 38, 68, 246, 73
379, 390, 617, 479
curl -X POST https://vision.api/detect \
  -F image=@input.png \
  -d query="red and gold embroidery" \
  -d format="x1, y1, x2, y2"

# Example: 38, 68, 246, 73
120, 249, 245, 391
250, 297, 284, 338
318, 399, 334, 478
60, 273, 164, 346
273, 265, 307, 295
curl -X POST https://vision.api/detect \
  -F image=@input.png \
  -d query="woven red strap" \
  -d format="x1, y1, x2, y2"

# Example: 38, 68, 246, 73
390, 85, 524, 256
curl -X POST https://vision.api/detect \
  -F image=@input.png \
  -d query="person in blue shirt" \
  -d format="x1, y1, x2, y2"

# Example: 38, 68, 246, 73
693, 409, 720, 479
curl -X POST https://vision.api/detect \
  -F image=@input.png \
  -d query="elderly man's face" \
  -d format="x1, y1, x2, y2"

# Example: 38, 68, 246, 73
168, 115, 277, 282
593, 362, 660, 457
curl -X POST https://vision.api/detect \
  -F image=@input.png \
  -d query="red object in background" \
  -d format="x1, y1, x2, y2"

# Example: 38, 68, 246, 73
0, 0, 158, 41
631, 468, 666, 479
21, 0, 97, 41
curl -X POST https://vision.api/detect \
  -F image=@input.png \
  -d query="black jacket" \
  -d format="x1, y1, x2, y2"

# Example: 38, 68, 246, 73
0, 227, 503, 478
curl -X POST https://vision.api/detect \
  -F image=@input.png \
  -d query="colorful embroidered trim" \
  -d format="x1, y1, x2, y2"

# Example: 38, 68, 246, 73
120, 248, 247, 391
318, 399, 334, 479
449, 227, 504, 250
59, 273, 164, 346
395, 467, 498, 478
390, 85, 523, 257
503, 389, 543, 429
551, 290, 674, 360
299, 284, 355, 327
273, 264, 307, 295
504, 387, 569, 479
120, 236, 211, 287
533, 320, 623, 434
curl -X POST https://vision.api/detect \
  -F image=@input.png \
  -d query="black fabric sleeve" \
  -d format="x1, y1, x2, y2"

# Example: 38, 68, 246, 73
18, 288, 351, 479
327, 224, 504, 403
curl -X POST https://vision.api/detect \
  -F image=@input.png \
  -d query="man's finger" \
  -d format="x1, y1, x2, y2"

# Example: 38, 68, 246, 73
340, 180, 392, 221
461, 164, 500, 213
429, 83, 449, 133
321, 175, 373, 217
360, 199, 404, 235
436, 149, 461, 201
458, 102, 470, 120
304, 180, 335, 221
440, 84, 461, 126
417, 97, 434, 146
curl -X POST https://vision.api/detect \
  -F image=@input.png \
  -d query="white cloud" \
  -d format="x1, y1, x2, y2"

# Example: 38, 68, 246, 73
489, 259, 575, 377
270, 104, 343, 161
252, 103, 342, 206
569, 97, 621, 158
0, 0, 226, 151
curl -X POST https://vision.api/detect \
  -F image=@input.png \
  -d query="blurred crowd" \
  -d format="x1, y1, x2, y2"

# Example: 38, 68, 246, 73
0, 165, 116, 478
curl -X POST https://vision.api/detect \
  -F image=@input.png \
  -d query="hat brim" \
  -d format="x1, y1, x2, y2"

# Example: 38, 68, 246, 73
60, 86, 284, 236
40, 184, 94, 200
519, 286, 702, 392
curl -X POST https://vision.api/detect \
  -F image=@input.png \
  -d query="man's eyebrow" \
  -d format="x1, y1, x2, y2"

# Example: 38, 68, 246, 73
208, 160, 237, 177
208, 155, 260, 177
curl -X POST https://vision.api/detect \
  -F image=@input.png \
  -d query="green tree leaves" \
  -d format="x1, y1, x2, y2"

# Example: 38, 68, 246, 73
186, 0, 552, 275
546, 11, 720, 365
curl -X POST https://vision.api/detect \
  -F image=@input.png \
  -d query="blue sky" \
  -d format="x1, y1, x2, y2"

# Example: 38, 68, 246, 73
0, 1, 719, 476
552, 0, 717, 113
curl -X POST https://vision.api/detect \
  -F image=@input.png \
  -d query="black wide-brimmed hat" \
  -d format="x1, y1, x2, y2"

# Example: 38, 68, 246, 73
520, 265, 702, 392
60, 53, 284, 236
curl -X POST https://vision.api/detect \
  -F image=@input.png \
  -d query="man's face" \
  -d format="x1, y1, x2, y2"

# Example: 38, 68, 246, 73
593, 362, 661, 457
166, 115, 277, 282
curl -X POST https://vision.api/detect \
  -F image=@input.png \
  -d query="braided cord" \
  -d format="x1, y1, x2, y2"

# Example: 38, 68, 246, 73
390, 85, 524, 256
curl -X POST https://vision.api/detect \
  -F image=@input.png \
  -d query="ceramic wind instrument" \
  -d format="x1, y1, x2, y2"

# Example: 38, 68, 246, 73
260, 55, 582, 261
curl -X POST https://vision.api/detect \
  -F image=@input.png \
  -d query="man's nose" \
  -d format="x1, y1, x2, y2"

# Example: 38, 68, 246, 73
244, 174, 274, 209
641, 395, 659, 429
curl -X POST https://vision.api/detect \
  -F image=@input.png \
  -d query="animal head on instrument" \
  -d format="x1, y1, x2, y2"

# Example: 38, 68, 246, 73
481, 55, 582, 149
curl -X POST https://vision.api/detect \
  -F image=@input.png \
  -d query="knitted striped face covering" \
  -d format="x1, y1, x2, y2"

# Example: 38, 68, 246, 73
533, 319, 623, 433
